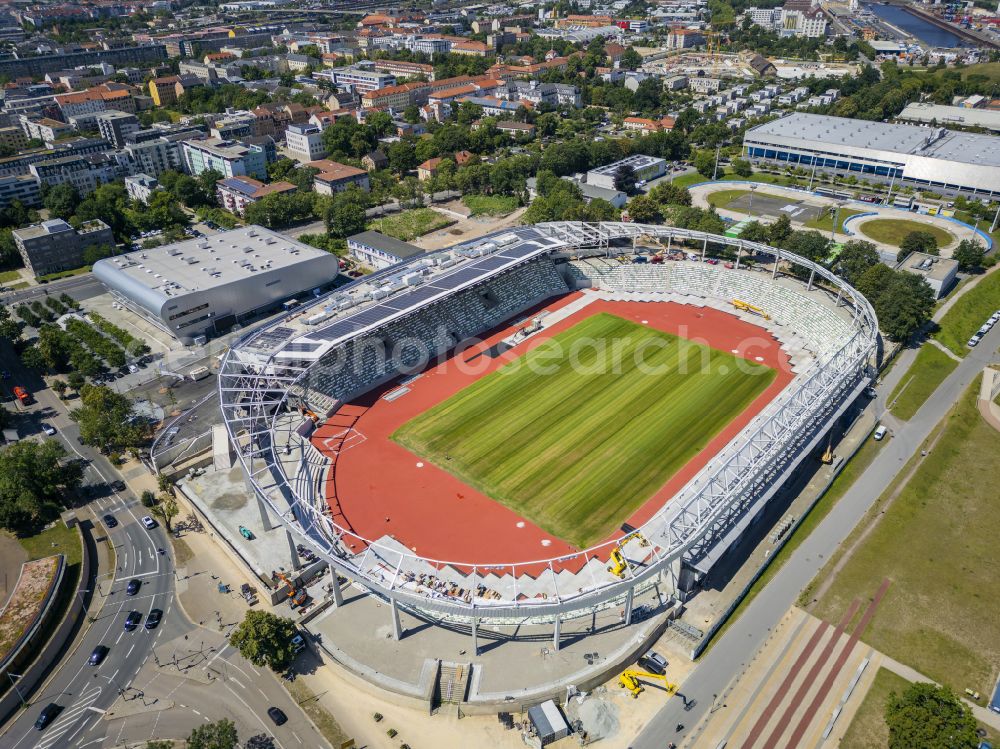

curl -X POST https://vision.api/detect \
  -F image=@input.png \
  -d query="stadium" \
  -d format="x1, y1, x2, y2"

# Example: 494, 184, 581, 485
218, 222, 877, 653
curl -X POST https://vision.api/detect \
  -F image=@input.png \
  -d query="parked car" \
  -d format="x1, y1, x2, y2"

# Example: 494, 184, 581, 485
968, 334, 982, 348
145, 609, 162, 629
141, 516, 157, 529
35, 703, 61, 731
103, 514, 118, 528
124, 611, 142, 631
873, 425, 888, 441
125, 579, 141, 596
267, 707, 288, 726
88, 645, 109, 665
639, 650, 668, 675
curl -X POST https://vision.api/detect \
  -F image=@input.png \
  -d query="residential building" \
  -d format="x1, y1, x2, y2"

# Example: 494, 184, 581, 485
181, 138, 268, 180
372, 59, 434, 81
0, 174, 42, 209
308, 159, 370, 194
0, 126, 28, 151
493, 120, 536, 138
95, 111, 140, 149
13, 218, 114, 276
666, 29, 704, 49
346, 230, 423, 270
285, 123, 327, 162
361, 81, 431, 109
622, 116, 674, 135
125, 173, 159, 204
149, 76, 180, 107
319, 66, 395, 94
29, 153, 124, 196
211, 113, 256, 141
124, 137, 185, 177
690, 77, 722, 94
216, 175, 297, 215
20, 116, 73, 143
362, 150, 388, 171
451, 40, 493, 57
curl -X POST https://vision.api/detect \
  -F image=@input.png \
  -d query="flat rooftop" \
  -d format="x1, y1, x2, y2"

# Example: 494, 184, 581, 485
588, 153, 666, 176
746, 112, 1000, 168
96, 226, 332, 294
897, 251, 958, 282
897, 102, 1000, 132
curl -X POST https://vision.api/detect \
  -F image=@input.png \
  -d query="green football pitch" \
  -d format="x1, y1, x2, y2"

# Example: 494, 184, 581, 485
392, 313, 776, 549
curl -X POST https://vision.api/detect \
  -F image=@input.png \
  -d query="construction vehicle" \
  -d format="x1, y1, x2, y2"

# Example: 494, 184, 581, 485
12, 385, 31, 405
618, 669, 679, 698
732, 299, 771, 320
607, 548, 628, 578
275, 571, 310, 609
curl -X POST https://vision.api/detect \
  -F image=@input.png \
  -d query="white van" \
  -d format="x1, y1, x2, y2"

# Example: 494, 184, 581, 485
188, 366, 210, 381
873, 425, 888, 441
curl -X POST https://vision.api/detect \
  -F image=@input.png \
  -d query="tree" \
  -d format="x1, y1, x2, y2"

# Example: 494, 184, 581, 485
386, 140, 417, 175
867, 269, 936, 342
783, 230, 831, 262
613, 164, 637, 194
731, 158, 753, 178
836, 240, 880, 284
627, 195, 662, 224
69, 385, 146, 452
768, 213, 793, 246
51, 379, 68, 399
229, 610, 299, 672
694, 150, 716, 179
952, 239, 985, 272
0, 440, 84, 532
739, 220, 770, 243
43, 183, 81, 220
884, 682, 978, 749
187, 719, 239, 749
152, 495, 178, 532
897, 230, 939, 261
82, 244, 114, 266
66, 371, 86, 392
146, 741, 174, 749
620, 47, 642, 71
648, 182, 691, 207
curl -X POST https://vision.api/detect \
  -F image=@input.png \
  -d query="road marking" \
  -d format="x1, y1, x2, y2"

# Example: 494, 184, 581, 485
193, 709, 202, 716
223, 682, 288, 749
110, 668, 119, 682
122, 551, 128, 569
127, 643, 135, 658
230, 676, 246, 689
85, 706, 107, 714
291, 731, 302, 744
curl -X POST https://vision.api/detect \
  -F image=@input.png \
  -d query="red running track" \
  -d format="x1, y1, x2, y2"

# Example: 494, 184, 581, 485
311, 292, 794, 568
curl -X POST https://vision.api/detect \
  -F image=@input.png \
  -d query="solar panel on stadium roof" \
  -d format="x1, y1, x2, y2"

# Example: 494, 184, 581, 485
498, 243, 541, 259
309, 319, 364, 341
382, 285, 442, 309
471, 255, 513, 272
433, 267, 487, 290
350, 306, 394, 327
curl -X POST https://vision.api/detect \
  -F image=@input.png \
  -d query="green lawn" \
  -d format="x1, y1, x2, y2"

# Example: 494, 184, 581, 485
0, 269, 22, 284
840, 667, 909, 749
887, 344, 959, 421
462, 194, 519, 217
804, 207, 864, 234
934, 270, 1000, 357
367, 208, 454, 242
17, 523, 82, 566
858, 218, 953, 248
812, 377, 1000, 698
37, 266, 92, 283
392, 313, 775, 548
706, 188, 753, 208
669, 172, 708, 189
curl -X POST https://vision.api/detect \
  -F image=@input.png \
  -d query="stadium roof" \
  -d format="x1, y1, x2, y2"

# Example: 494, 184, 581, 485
747, 112, 1000, 168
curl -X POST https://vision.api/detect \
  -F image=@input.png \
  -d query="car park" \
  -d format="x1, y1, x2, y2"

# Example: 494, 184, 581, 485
103, 514, 118, 528
89, 645, 109, 665
41, 423, 56, 435
124, 611, 142, 630
145, 609, 162, 629
267, 707, 288, 726
141, 516, 157, 529
35, 703, 61, 731
126, 579, 141, 596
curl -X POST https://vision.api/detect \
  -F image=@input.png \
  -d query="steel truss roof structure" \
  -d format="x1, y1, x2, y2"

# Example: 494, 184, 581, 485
218, 223, 877, 624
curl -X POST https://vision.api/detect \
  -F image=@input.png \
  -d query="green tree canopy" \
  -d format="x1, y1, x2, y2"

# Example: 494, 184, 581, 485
0, 440, 83, 531
836, 240, 881, 284
43, 183, 81, 220
951, 239, 985, 272
885, 682, 978, 749
69, 384, 146, 452
626, 194, 662, 224
186, 719, 240, 749
897, 230, 939, 262
229, 610, 299, 672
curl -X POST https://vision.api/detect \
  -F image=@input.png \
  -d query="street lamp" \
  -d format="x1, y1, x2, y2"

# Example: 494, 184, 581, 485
830, 201, 846, 244
7, 672, 27, 708
748, 184, 758, 216
77, 588, 91, 618
990, 200, 1000, 234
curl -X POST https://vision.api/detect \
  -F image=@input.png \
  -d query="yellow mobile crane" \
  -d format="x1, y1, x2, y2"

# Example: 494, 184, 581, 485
733, 299, 771, 320
618, 669, 679, 698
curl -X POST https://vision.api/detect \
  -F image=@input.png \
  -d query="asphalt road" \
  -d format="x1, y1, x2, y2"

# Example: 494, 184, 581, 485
0, 275, 107, 307
0, 349, 329, 748
633, 324, 1000, 747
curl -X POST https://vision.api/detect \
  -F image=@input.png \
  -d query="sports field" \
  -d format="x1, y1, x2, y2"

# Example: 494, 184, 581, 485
392, 313, 776, 548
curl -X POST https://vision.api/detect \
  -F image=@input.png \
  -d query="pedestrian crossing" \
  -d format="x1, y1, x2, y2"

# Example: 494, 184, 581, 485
32, 684, 103, 749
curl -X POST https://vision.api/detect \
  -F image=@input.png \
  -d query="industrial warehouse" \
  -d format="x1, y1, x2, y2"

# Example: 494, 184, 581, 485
743, 112, 1000, 197
92, 226, 340, 343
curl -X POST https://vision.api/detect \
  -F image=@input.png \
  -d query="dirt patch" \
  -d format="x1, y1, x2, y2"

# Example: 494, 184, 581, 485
211, 491, 248, 512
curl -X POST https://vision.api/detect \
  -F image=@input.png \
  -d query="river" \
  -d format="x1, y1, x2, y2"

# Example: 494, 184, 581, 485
867, 2, 974, 48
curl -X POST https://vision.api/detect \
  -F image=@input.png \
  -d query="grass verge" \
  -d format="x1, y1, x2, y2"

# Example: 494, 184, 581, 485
804, 207, 864, 234
19, 522, 83, 566
285, 678, 349, 747
37, 266, 91, 283
811, 377, 1000, 697
933, 269, 1000, 357
700, 435, 883, 654
462, 194, 519, 216
839, 667, 909, 748
393, 313, 775, 548
858, 218, 953, 248
367, 208, 453, 242
0, 269, 22, 283
887, 344, 959, 421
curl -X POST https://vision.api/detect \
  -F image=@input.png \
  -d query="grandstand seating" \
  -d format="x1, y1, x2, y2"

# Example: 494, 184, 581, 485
302, 259, 568, 404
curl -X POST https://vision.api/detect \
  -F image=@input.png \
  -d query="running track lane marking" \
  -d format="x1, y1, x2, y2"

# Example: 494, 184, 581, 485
757, 598, 862, 749
739, 599, 860, 749
782, 578, 892, 748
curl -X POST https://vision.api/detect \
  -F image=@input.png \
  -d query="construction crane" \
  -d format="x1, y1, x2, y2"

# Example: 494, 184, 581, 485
733, 299, 771, 320
618, 669, 679, 698
275, 571, 309, 607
